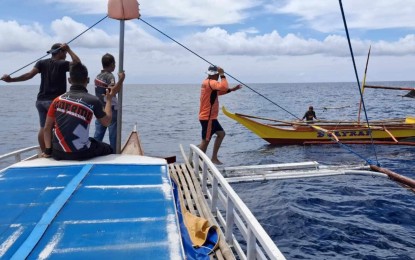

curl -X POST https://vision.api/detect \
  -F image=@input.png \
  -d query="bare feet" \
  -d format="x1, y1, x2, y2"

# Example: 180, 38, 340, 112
211, 158, 223, 165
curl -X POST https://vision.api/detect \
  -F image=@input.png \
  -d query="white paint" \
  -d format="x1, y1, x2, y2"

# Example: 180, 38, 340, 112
38, 228, 63, 260
9, 155, 167, 168
0, 225, 23, 258
45, 186, 65, 191
63, 217, 165, 225
166, 214, 184, 260
51, 241, 170, 254
85, 184, 163, 190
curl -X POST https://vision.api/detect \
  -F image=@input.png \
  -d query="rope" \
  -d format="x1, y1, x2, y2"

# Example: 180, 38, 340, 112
138, 17, 378, 165
338, 0, 380, 166
6, 15, 108, 77
138, 17, 300, 120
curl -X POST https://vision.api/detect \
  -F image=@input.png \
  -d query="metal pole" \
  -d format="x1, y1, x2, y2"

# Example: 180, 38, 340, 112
116, 20, 125, 154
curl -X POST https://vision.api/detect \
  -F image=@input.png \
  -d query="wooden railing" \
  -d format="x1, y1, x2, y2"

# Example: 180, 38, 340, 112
189, 144, 286, 260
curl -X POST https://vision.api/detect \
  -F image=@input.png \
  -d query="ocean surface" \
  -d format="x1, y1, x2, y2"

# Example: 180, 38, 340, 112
1, 82, 415, 259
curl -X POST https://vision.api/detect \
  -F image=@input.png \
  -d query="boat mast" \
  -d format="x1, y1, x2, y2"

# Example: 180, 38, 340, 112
116, 21, 125, 153
108, 0, 140, 153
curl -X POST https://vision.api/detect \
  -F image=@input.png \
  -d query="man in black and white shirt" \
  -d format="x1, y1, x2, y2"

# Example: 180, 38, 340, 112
43, 63, 114, 160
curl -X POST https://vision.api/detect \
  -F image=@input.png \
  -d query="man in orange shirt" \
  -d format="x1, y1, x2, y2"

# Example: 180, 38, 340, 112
198, 65, 241, 164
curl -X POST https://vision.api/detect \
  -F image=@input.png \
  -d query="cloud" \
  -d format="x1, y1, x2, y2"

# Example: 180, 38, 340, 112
0, 20, 49, 52
183, 27, 415, 57
2, 1, 415, 84
266, 0, 415, 32
43, 0, 258, 26
50, 16, 116, 48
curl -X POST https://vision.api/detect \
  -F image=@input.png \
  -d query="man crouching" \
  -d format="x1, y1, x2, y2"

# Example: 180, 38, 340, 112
43, 63, 113, 160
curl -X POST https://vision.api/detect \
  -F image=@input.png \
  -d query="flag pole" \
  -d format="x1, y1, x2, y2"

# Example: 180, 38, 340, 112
116, 20, 125, 154
108, 0, 140, 153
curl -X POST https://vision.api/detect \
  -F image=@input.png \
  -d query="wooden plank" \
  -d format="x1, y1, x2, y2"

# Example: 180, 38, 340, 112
169, 164, 197, 215
169, 160, 235, 259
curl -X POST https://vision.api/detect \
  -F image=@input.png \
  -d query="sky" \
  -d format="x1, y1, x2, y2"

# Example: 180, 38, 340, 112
0, 0, 414, 84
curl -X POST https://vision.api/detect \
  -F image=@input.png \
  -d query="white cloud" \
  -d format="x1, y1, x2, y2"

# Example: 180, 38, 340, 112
0, 20, 49, 52
1, 1, 415, 84
43, 0, 258, 26
51, 16, 116, 48
266, 0, 415, 32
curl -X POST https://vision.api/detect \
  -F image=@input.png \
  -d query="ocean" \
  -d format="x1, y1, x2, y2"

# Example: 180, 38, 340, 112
1, 82, 415, 259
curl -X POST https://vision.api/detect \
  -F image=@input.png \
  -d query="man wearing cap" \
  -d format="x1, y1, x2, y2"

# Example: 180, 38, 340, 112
198, 65, 241, 164
1, 43, 81, 152
302, 105, 317, 122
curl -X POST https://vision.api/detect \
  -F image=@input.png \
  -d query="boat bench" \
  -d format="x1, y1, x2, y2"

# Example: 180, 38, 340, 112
169, 162, 235, 260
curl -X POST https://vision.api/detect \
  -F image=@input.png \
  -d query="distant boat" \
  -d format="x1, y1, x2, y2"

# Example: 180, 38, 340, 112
222, 106, 415, 145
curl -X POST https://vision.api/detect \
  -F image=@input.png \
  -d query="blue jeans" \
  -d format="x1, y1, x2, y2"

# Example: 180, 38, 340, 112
94, 107, 118, 153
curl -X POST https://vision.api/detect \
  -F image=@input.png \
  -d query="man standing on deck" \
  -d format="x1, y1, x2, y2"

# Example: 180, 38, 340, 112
94, 53, 125, 153
42, 63, 114, 160
1, 43, 81, 152
198, 65, 241, 165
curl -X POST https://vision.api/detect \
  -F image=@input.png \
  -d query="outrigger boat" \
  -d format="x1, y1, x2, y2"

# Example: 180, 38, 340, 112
0, 0, 286, 259
222, 106, 415, 146
3, 1, 415, 259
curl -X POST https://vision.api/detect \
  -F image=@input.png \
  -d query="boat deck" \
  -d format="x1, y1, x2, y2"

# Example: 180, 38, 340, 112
0, 155, 183, 259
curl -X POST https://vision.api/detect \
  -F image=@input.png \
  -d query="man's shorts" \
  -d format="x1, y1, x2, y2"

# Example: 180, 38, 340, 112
52, 138, 113, 160
36, 100, 53, 127
200, 119, 224, 141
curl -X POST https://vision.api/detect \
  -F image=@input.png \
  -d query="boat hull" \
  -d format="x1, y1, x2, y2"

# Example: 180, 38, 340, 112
222, 106, 415, 145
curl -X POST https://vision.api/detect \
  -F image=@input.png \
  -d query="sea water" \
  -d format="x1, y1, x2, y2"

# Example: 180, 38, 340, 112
1, 82, 415, 259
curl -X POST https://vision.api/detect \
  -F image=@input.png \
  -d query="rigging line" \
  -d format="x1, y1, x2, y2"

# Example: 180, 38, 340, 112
338, 0, 379, 166
6, 15, 108, 77
139, 16, 377, 164
138, 16, 377, 163
138, 17, 300, 120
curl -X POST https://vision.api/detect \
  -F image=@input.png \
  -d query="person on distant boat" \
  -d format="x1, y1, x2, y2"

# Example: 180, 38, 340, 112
42, 63, 114, 160
302, 106, 317, 122
93, 53, 125, 153
1, 43, 81, 152
198, 65, 242, 165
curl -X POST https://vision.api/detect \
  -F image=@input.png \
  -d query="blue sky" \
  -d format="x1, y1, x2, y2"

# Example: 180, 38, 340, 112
0, 0, 414, 84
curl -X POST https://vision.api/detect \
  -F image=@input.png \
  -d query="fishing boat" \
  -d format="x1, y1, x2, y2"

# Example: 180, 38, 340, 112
0, 0, 286, 259
0, 127, 287, 259
222, 106, 415, 146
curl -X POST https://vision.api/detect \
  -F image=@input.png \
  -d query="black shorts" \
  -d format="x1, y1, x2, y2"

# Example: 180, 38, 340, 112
52, 138, 113, 160
200, 119, 224, 141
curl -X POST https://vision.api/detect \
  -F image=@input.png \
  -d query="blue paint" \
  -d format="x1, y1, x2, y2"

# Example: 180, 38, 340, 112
1, 163, 184, 259
11, 164, 94, 260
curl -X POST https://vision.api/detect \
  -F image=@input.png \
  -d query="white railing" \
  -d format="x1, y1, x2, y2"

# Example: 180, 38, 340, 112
0, 146, 41, 170
189, 144, 286, 260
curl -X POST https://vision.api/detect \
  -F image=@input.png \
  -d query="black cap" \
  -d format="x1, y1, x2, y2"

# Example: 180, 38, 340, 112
206, 65, 219, 75
47, 43, 62, 54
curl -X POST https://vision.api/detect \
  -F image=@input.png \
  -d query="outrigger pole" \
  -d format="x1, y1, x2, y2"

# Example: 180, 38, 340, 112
108, 0, 140, 153
364, 85, 415, 91
339, 0, 415, 193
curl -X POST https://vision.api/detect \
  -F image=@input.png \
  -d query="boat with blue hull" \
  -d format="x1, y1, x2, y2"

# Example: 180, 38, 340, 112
0, 131, 287, 259
1, 155, 184, 259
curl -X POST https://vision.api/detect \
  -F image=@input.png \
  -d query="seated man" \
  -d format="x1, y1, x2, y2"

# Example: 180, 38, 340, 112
43, 63, 114, 160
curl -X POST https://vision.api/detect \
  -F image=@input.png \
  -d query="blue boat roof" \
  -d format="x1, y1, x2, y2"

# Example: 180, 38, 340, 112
0, 155, 184, 259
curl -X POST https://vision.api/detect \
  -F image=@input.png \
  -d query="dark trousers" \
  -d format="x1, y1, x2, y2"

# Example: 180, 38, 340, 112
52, 138, 113, 161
